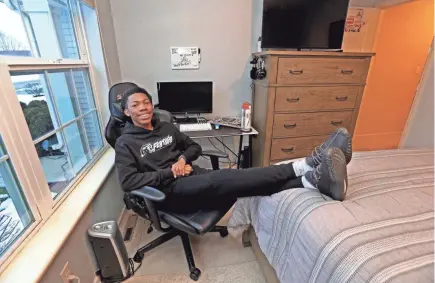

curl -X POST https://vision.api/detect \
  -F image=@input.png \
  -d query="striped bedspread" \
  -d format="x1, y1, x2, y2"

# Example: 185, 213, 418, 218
228, 149, 434, 283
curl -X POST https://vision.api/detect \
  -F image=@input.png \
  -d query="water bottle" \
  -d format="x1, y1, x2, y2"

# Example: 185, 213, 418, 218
241, 102, 251, 132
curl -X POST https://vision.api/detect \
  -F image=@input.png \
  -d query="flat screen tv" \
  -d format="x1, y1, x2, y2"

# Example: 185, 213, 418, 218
261, 0, 350, 50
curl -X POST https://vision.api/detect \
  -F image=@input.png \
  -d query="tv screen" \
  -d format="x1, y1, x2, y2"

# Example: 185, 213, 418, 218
261, 0, 350, 49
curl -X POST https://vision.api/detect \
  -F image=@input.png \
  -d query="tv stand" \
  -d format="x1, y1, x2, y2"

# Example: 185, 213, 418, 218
299, 48, 343, 52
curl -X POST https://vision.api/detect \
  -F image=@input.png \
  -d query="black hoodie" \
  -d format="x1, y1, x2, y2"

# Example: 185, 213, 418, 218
115, 119, 202, 192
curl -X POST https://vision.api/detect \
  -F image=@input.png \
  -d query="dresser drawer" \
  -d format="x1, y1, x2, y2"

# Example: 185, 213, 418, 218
275, 86, 359, 112
270, 136, 328, 160
277, 58, 369, 84
273, 111, 353, 138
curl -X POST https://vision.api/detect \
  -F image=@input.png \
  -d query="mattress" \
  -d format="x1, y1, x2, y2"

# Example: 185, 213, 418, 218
228, 149, 434, 283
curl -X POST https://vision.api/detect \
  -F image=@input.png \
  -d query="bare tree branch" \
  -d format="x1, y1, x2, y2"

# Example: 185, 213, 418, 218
24, 83, 44, 97
0, 213, 21, 253
0, 31, 25, 51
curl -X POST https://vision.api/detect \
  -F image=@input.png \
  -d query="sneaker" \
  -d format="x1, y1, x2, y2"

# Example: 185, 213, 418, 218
305, 147, 348, 201
306, 128, 352, 168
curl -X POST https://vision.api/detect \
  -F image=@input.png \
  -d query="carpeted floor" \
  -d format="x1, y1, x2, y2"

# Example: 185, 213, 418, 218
122, 210, 266, 283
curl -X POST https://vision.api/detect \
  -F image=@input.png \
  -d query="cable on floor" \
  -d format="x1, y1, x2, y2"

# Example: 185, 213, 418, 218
208, 137, 236, 168
99, 258, 142, 283
211, 137, 239, 168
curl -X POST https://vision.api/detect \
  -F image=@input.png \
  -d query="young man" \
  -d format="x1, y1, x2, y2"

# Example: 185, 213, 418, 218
115, 87, 352, 211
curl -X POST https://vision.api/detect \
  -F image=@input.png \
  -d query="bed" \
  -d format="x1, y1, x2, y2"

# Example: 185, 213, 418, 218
228, 149, 434, 283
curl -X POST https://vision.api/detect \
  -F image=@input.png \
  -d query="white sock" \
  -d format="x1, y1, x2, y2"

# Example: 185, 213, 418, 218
292, 159, 314, 177
302, 176, 316, 190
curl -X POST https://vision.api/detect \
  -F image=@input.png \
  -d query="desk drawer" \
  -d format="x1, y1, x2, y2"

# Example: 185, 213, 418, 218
273, 111, 353, 138
270, 136, 328, 160
275, 86, 359, 112
277, 58, 369, 84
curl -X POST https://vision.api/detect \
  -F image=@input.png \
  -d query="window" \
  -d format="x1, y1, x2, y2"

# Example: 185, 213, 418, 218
0, 0, 80, 59
0, 137, 33, 257
0, 0, 105, 263
11, 69, 103, 198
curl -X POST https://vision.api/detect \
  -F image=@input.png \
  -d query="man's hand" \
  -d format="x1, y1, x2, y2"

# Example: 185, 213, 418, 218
184, 165, 193, 176
171, 158, 186, 178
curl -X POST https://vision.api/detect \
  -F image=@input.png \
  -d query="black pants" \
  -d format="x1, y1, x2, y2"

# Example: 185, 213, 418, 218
162, 163, 303, 212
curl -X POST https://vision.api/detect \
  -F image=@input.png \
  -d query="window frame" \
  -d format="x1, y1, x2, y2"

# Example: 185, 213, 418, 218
0, 0, 107, 269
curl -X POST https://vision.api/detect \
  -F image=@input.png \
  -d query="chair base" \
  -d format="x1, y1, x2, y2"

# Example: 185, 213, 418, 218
133, 226, 228, 281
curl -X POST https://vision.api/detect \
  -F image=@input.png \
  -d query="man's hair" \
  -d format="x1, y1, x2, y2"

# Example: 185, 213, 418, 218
120, 87, 153, 111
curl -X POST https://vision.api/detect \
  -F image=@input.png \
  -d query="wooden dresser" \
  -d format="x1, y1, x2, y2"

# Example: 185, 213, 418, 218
252, 51, 374, 167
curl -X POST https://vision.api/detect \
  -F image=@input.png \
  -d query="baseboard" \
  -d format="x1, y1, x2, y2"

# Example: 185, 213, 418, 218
116, 205, 128, 236
117, 205, 126, 225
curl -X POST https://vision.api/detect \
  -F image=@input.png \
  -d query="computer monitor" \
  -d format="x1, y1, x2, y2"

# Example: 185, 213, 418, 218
157, 81, 213, 114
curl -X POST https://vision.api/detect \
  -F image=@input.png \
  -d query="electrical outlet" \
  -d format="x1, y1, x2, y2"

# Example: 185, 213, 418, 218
60, 261, 71, 283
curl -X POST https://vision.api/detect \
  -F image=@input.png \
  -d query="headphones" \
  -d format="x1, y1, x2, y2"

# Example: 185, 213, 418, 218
250, 56, 267, 80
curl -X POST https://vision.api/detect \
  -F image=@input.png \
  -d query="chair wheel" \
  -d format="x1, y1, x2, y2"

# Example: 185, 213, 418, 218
189, 268, 201, 281
133, 253, 144, 263
219, 229, 229, 238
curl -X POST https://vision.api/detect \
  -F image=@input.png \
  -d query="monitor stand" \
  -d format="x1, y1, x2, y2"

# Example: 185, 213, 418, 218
176, 117, 198, 124
175, 113, 203, 124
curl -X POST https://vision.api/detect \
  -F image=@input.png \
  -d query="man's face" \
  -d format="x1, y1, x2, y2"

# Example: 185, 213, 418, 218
124, 92, 153, 127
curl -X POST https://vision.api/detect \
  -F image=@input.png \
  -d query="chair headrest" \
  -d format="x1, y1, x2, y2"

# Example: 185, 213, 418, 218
105, 83, 175, 148
109, 82, 138, 122
153, 108, 174, 123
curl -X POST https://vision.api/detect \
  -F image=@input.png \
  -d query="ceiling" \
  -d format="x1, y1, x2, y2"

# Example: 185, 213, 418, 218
350, 0, 416, 8
263, 0, 418, 9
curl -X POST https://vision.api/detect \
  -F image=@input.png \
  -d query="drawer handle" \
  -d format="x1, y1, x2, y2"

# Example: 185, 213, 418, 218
281, 147, 294, 153
286, 97, 300, 103
284, 123, 297, 129
331, 120, 343, 126
336, 96, 348, 101
341, 69, 354, 75
289, 70, 304, 75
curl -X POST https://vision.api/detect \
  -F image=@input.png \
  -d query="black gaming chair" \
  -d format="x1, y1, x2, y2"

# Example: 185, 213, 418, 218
105, 82, 235, 281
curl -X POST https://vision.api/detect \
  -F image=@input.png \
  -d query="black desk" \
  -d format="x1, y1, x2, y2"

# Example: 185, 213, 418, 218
179, 126, 259, 168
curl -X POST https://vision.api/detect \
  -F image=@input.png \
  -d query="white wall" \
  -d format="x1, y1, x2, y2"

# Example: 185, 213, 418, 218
251, 0, 264, 51
95, 0, 122, 124
95, 0, 122, 85
400, 43, 434, 149
342, 7, 381, 52
109, 0, 253, 117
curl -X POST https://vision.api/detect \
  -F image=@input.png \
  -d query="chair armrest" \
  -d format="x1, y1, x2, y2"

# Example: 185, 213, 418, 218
128, 186, 170, 232
130, 186, 166, 202
202, 150, 229, 159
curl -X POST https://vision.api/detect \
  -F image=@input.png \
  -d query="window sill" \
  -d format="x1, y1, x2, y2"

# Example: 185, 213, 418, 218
0, 147, 115, 282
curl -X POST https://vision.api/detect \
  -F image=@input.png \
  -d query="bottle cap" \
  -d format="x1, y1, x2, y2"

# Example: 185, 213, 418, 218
242, 102, 250, 109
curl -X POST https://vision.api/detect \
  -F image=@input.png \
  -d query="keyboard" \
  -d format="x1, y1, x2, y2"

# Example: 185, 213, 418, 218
180, 123, 212, 132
